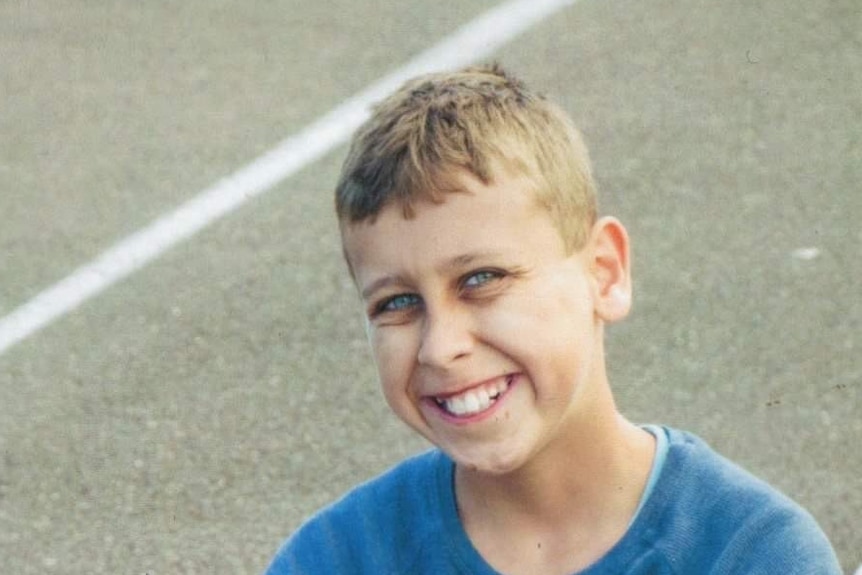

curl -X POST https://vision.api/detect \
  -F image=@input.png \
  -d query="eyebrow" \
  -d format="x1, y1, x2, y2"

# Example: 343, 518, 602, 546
445, 252, 497, 269
359, 251, 503, 301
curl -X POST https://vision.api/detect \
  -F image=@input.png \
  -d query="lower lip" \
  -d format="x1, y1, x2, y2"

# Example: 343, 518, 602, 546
427, 375, 518, 426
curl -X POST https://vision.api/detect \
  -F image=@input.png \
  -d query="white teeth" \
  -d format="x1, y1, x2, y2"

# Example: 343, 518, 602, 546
437, 377, 511, 417
463, 394, 481, 414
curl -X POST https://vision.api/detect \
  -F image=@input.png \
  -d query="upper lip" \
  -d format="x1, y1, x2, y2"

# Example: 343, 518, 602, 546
424, 372, 514, 400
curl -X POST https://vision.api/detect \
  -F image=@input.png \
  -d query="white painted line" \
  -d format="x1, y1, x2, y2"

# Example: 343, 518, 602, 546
0, 0, 577, 357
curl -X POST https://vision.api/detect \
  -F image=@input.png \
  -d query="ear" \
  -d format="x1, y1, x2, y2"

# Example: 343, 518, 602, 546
587, 217, 632, 323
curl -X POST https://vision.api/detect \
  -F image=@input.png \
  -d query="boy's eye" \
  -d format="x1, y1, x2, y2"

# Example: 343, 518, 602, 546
375, 293, 421, 315
462, 270, 503, 289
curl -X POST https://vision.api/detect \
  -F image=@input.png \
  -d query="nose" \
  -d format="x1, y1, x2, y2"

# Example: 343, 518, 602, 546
416, 305, 474, 368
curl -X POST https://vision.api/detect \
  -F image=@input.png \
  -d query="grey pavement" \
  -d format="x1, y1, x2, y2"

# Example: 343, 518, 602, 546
1, 0, 859, 573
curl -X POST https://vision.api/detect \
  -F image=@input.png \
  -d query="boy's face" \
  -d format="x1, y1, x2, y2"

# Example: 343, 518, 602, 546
342, 171, 625, 475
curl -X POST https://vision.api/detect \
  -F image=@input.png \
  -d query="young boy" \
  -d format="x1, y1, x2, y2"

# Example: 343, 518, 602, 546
265, 65, 841, 574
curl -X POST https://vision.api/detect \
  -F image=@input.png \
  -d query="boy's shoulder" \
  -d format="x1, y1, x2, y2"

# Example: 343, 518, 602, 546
264, 449, 455, 575
635, 427, 841, 574
656, 427, 815, 522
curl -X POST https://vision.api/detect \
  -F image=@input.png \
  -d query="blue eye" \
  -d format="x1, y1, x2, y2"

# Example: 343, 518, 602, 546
463, 270, 500, 288
378, 293, 420, 313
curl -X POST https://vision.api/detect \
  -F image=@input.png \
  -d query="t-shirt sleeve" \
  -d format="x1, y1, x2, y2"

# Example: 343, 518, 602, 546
711, 503, 843, 575
647, 430, 844, 575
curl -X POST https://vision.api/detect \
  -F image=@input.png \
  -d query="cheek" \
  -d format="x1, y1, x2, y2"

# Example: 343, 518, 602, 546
483, 288, 587, 343
480, 288, 593, 380
369, 329, 417, 390
370, 332, 428, 431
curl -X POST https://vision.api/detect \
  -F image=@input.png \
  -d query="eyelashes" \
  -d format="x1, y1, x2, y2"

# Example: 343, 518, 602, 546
369, 268, 514, 320
374, 293, 421, 315
462, 269, 502, 288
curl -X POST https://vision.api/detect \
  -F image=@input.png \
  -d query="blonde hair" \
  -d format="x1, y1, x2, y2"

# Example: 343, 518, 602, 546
335, 64, 597, 251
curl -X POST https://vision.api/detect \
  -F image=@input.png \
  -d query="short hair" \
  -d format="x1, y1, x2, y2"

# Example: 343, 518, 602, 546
335, 63, 597, 251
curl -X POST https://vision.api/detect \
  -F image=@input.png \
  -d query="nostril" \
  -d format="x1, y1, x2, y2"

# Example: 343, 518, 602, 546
417, 313, 473, 366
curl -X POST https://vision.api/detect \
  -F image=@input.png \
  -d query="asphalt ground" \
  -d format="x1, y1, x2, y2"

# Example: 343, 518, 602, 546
1, 0, 859, 573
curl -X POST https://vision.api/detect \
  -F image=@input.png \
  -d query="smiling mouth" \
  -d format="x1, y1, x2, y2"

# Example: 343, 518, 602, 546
433, 375, 513, 418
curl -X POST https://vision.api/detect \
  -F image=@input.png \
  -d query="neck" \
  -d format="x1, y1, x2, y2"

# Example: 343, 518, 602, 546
457, 409, 653, 528
454, 370, 656, 541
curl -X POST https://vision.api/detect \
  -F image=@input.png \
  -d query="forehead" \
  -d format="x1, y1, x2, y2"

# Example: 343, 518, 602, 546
341, 172, 565, 288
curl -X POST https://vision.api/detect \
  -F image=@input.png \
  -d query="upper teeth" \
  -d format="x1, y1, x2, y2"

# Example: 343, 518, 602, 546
436, 378, 509, 417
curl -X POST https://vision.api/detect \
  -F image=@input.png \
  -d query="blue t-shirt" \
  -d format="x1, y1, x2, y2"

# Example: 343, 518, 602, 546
265, 427, 841, 574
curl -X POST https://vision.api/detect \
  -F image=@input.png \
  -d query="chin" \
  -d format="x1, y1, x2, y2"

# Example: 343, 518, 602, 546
448, 444, 531, 477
